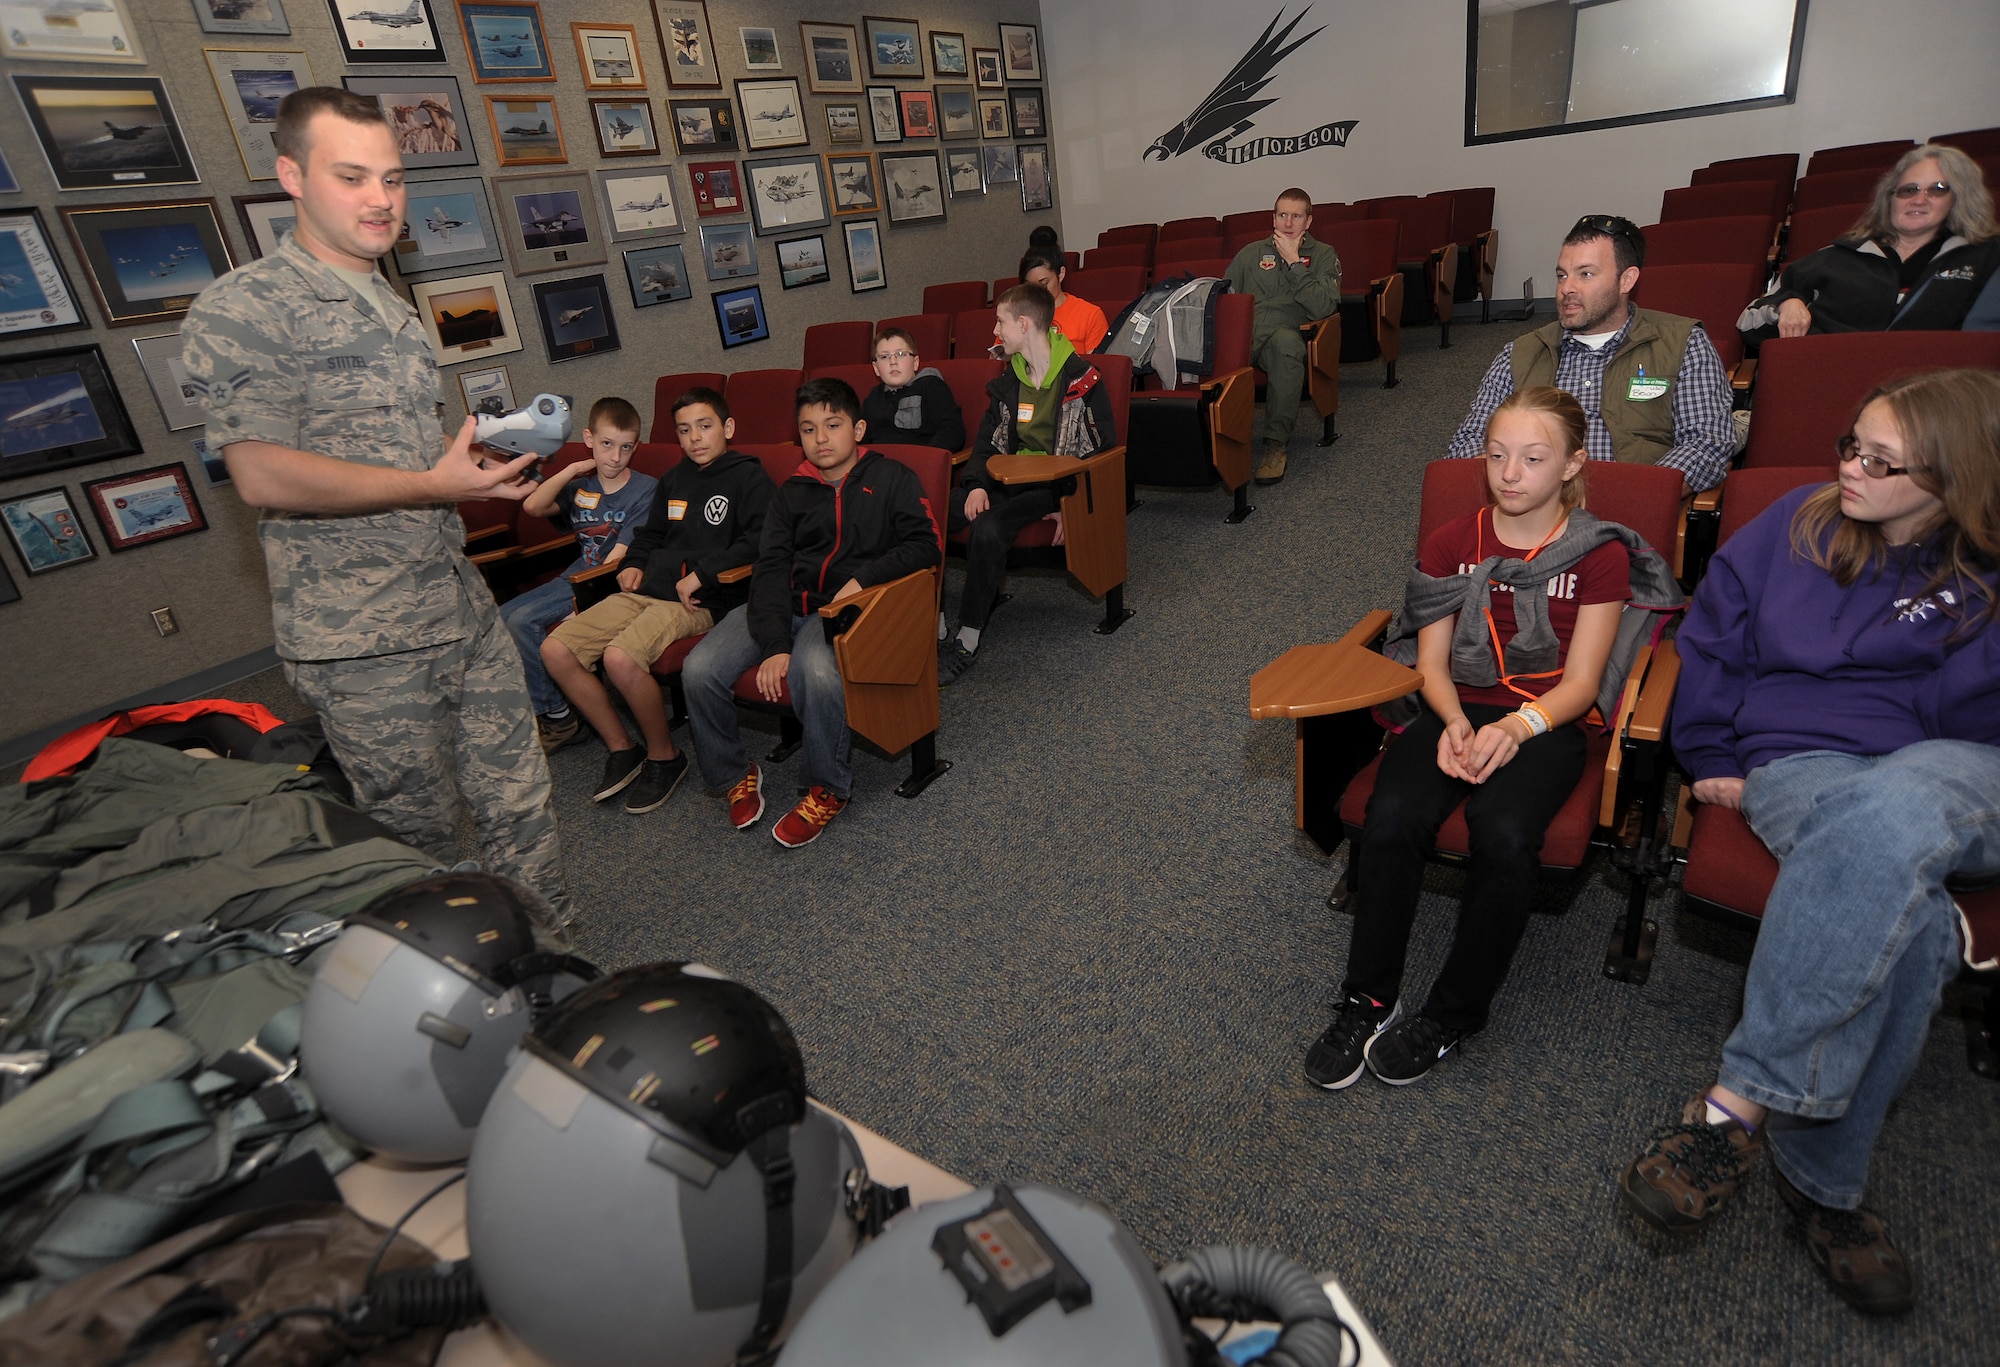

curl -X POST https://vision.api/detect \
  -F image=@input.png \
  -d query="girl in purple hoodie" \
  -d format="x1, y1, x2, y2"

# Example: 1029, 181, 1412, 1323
1620, 368, 2000, 1316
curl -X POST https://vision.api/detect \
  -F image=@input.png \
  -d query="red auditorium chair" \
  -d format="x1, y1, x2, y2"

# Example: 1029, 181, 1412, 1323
802, 320, 873, 371
1640, 217, 1773, 269
1792, 167, 1886, 213
1437, 187, 1498, 319
1222, 209, 1273, 239
804, 362, 877, 400
1628, 262, 1765, 371
1082, 242, 1151, 272
951, 308, 998, 358
1317, 218, 1404, 386
921, 280, 987, 316
462, 441, 598, 601
1061, 266, 1147, 319
1153, 238, 1227, 277
1097, 224, 1156, 249
648, 372, 726, 441
724, 368, 806, 443
1159, 215, 1221, 244
1170, 257, 1235, 283
1126, 292, 1259, 521
931, 356, 1004, 456
1692, 153, 1798, 190
1225, 230, 1267, 256
1807, 139, 1916, 175
1659, 181, 1788, 227
875, 313, 948, 366
1933, 127, 2000, 158
1743, 332, 2000, 468
1312, 202, 1364, 225
1366, 194, 1458, 346
1250, 457, 1689, 983
1667, 462, 2000, 1076
1781, 203, 1867, 264
991, 274, 1019, 300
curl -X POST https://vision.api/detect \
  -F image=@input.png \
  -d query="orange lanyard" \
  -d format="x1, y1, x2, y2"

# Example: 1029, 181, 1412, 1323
1476, 509, 1568, 702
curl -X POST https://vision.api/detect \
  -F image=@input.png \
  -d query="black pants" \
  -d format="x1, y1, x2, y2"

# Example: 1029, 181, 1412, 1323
1340, 701, 1587, 1033
949, 482, 1061, 632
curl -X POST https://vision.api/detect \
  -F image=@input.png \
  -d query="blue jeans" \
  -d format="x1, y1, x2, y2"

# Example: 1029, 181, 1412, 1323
682, 605, 853, 799
1719, 741, 2000, 1209
499, 575, 575, 717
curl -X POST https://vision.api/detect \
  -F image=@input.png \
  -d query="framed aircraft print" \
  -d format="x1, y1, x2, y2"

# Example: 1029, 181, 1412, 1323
130, 332, 206, 431
572, 21, 645, 89
588, 98, 659, 158
879, 150, 943, 226
668, 98, 737, 156
10, 74, 200, 192
935, 84, 976, 140
687, 160, 742, 217
596, 166, 683, 243
972, 48, 1003, 90
775, 234, 828, 289
652, 1, 720, 90
842, 217, 884, 293
929, 31, 967, 78
736, 78, 807, 151
622, 243, 691, 306
82, 463, 208, 553
205, 48, 314, 181
0, 343, 141, 481
457, 362, 513, 417
0, 0, 143, 64
493, 169, 605, 276
0, 209, 88, 338
862, 16, 923, 80
742, 154, 828, 237
798, 22, 862, 95
457, 1, 553, 82
410, 270, 523, 363
387, 174, 502, 278
194, 0, 291, 37
710, 283, 768, 349
1, 487, 95, 575
825, 153, 878, 215
232, 192, 297, 259
484, 94, 566, 166
865, 86, 901, 144
326, 0, 445, 65
343, 75, 479, 171
698, 221, 755, 280
997, 23, 1042, 82
532, 273, 618, 362
58, 198, 235, 328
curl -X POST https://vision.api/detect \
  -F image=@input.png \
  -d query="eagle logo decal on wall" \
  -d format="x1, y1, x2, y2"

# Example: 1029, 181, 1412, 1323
1145, 6, 1357, 165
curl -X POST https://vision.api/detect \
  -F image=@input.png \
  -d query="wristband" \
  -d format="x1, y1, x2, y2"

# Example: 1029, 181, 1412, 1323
1513, 702, 1551, 737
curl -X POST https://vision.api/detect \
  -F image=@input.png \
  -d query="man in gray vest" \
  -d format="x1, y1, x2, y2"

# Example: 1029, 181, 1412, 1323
1445, 215, 1733, 493
181, 88, 570, 924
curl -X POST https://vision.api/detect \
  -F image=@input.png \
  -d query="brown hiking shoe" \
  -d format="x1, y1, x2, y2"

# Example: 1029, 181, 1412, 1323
1253, 442, 1289, 485
1774, 1169, 1917, 1315
1620, 1094, 1766, 1234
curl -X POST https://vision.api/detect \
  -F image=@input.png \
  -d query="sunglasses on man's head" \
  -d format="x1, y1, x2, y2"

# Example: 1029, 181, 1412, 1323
1892, 181, 1952, 200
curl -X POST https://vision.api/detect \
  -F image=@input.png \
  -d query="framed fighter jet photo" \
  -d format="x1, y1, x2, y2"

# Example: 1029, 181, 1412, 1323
622, 243, 691, 307
667, 98, 737, 156
798, 22, 862, 95
58, 199, 236, 329
0, 0, 143, 64
82, 463, 207, 553
652, 1, 720, 91
0, 208, 89, 338
206, 48, 315, 182
194, 0, 292, 38
409, 270, 523, 363
457, 362, 512, 418
10, 74, 200, 193
735, 78, 807, 151
385, 175, 501, 279
824, 153, 878, 216
698, 222, 755, 280
232, 193, 297, 259
1, 487, 95, 576
572, 22, 646, 90
484, 94, 566, 166
588, 98, 659, 158
1018, 142, 1053, 212
326, 0, 445, 65
997, 23, 1042, 82
711, 283, 768, 349
972, 48, 1003, 91
0, 344, 141, 483
531, 273, 619, 363
879, 150, 944, 226
775, 234, 827, 290
342, 75, 479, 171
743, 154, 828, 237
862, 17, 923, 80
841, 217, 884, 293
456, 1, 553, 83
1008, 88, 1045, 138
493, 170, 605, 276
595, 166, 683, 243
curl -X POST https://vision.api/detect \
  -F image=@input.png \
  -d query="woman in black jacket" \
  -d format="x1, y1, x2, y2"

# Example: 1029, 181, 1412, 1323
1739, 144, 1999, 349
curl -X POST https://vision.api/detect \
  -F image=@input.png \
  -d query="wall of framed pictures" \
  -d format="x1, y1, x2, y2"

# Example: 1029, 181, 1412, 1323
0, 0, 1053, 750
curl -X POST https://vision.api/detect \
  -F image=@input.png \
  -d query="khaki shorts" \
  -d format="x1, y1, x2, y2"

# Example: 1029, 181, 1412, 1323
547, 593, 713, 669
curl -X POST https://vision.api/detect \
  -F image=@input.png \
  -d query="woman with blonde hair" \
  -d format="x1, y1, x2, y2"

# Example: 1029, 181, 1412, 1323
1621, 367, 2000, 1315
1740, 143, 2000, 344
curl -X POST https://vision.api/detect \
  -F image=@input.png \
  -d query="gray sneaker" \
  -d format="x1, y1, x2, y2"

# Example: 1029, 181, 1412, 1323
624, 755, 688, 813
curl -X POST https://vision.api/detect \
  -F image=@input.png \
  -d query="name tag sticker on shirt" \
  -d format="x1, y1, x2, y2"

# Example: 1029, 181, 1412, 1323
1627, 376, 1670, 402
571, 490, 601, 510
666, 499, 688, 520
1016, 401, 1035, 424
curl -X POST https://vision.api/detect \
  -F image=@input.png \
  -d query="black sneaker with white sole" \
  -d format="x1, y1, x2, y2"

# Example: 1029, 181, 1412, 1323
594, 747, 645, 802
1303, 995, 1398, 1091
938, 639, 977, 687
624, 755, 688, 813
1363, 1013, 1465, 1085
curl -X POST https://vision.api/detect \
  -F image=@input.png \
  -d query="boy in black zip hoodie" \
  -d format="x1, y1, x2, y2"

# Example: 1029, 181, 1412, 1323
683, 377, 942, 847
541, 388, 772, 814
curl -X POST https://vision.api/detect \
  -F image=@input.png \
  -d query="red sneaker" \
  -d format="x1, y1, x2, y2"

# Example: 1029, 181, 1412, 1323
772, 786, 847, 848
727, 764, 765, 830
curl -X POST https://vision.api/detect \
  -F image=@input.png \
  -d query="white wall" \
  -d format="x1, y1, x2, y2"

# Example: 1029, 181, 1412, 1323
1043, 0, 2000, 297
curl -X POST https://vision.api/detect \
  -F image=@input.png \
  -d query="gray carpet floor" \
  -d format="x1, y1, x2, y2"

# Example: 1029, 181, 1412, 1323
122, 315, 2000, 1364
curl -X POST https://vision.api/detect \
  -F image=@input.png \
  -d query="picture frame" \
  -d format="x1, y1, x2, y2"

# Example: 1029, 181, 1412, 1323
130, 332, 206, 431
929, 31, 967, 77
494, 170, 605, 276
191, 434, 229, 486
862, 16, 924, 80
711, 283, 769, 348
879, 150, 944, 226
194, 0, 290, 37
997, 23, 1042, 82
668, 98, 737, 156
1009, 87, 1046, 139
232, 193, 297, 259
698, 222, 756, 280
456, 1, 552, 82
388, 175, 502, 278
798, 22, 862, 95
736, 78, 808, 151
343, 76, 479, 171
980, 143, 1018, 186
484, 94, 566, 166
944, 146, 984, 198
457, 362, 514, 417
775, 234, 829, 289
59, 199, 235, 329
1019, 142, 1053, 212
622, 243, 691, 307
1, 0, 143, 64
410, 270, 523, 363
743, 154, 829, 237
739, 26, 780, 71
1, 487, 95, 576
596, 166, 683, 242
972, 48, 1003, 90
532, 273, 619, 363
0, 208, 89, 338
898, 90, 935, 140
327, 0, 444, 64
825, 153, 878, 215
842, 217, 884, 293
588, 97, 660, 158
978, 97, 1010, 140
825, 103, 863, 145
687, 159, 742, 217
935, 84, 977, 140
83, 463, 207, 552
11, 74, 200, 192
0, 344, 141, 481
572, 22, 645, 89
865, 87, 902, 144
206, 48, 314, 182
653, 1, 720, 90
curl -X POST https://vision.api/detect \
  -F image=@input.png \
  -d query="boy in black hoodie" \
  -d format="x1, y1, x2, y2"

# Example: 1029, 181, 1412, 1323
542, 388, 772, 814
683, 377, 942, 847
859, 326, 965, 450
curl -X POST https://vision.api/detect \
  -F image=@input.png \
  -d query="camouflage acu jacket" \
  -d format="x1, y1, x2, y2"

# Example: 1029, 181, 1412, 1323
182, 234, 486, 661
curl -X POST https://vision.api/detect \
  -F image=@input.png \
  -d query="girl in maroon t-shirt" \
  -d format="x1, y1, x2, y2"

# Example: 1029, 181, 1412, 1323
1304, 387, 1633, 1092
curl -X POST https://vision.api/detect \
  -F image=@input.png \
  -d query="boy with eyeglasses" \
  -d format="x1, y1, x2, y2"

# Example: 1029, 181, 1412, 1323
859, 326, 966, 451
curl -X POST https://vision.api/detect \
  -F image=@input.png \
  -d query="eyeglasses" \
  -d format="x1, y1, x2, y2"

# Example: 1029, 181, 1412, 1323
1891, 181, 1952, 200
1837, 434, 1915, 478
874, 349, 916, 363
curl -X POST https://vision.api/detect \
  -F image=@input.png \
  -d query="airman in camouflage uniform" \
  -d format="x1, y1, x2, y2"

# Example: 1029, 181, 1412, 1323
180, 89, 569, 922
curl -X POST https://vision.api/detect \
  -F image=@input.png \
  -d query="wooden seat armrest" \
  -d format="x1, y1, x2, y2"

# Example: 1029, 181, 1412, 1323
815, 568, 929, 626
1731, 358, 1756, 391
1690, 486, 1722, 515
821, 569, 939, 753
516, 534, 579, 559
952, 446, 970, 467
463, 524, 511, 550
468, 546, 517, 569
1599, 642, 1653, 828
986, 445, 1126, 485
1249, 610, 1419, 720
1199, 365, 1255, 398
568, 562, 621, 587
1626, 636, 1680, 745
715, 563, 753, 584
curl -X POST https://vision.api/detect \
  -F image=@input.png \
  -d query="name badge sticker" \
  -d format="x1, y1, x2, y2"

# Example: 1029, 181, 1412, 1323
571, 490, 602, 509
1016, 401, 1035, 424
666, 499, 688, 520
1627, 376, 1670, 402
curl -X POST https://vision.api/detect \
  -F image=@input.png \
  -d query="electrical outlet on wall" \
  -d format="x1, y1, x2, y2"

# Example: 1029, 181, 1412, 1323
151, 607, 178, 637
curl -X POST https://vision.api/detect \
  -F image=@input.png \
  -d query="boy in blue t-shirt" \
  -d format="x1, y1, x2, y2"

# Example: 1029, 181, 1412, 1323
502, 396, 657, 752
